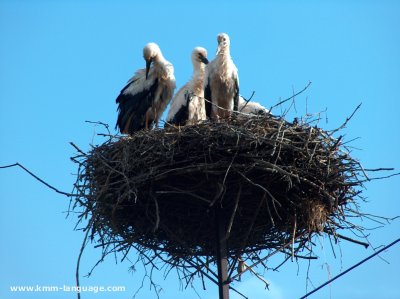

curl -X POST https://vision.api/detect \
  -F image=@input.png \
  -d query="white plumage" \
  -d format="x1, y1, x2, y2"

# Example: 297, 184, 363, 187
166, 47, 209, 126
238, 96, 269, 116
115, 43, 176, 134
204, 33, 239, 120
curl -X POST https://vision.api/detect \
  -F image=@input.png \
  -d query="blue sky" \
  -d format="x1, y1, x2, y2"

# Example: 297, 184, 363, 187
1, 1, 399, 298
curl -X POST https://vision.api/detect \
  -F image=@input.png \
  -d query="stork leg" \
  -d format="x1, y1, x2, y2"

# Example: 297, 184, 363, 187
154, 108, 159, 128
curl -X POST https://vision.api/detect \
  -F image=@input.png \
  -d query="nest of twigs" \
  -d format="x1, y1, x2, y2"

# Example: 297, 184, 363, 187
72, 113, 368, 263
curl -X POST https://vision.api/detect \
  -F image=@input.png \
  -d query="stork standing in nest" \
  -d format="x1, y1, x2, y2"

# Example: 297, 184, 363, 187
115, 43, 176, 134
205, 33, 239, 120
166, 47, 209, 126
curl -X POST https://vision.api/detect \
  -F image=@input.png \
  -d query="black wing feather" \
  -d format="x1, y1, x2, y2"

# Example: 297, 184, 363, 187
233, 76, 239, 112
204, 81, 212, 118
115, 78, 159, 133
168, 92, 190, 126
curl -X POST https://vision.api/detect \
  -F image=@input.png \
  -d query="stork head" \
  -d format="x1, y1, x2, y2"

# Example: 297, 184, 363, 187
192, 47, 208, 69
216, 33, 230, 55
143, 42, 161, 79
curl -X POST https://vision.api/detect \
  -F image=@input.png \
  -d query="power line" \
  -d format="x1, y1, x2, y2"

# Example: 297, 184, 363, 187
299, 237, 400, 299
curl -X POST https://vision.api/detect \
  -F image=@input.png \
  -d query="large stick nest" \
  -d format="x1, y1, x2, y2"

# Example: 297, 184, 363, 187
72, 113, 366, 262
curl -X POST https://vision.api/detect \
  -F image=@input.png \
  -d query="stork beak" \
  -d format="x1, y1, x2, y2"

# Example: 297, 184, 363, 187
145, 59, 152, 80
201, 57, 209, 65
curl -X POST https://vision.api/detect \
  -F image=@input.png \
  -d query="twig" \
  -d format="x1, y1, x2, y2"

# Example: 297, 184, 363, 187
330, 103, 362, 135
85, 120, 111, 135
76, 221, 92, 299
0, 163, 72, 197
364, 168, 395, 172
239, 91, 256, 112
70, 142, 87, 156
269, 81, 312, 112
324, 230, 369, 248
152, 195, 160, 233
360, 172, 400, 182
226, 185, 241, 239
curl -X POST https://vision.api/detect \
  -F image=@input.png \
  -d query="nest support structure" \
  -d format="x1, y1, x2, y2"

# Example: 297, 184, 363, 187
72, 113, 372, 297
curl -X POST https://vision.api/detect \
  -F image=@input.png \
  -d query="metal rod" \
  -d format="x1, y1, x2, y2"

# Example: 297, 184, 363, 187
215, 207, 230, 299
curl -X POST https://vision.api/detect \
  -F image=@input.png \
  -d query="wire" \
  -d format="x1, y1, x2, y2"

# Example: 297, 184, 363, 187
299, 237, 400, 299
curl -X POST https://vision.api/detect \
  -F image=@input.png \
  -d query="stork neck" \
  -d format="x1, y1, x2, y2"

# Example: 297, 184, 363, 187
154, 52, 167, 65
191, 67, 206, 97
153, 53, 174, 81
215, 50, 232, 70
217, 47, 231, 58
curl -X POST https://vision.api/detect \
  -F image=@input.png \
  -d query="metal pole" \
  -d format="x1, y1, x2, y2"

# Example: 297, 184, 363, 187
215, 207, 230, 299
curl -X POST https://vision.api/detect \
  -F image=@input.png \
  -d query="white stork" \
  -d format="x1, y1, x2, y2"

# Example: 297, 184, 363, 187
115, 43, 176, 134
166, 47, 209, 126
238, 96, 269, 116
204, 33, 239, 120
